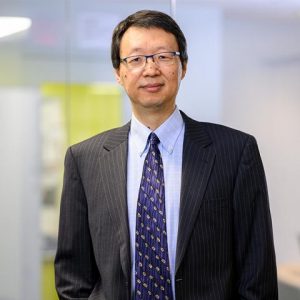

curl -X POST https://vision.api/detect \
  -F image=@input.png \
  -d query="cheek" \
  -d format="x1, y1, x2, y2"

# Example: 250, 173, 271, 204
168, 70, 181, 82
168, 71, 176, 78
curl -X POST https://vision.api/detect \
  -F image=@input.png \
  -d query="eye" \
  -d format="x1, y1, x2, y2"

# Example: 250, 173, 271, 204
157, 53, 172, 61
127, 56, 143, 65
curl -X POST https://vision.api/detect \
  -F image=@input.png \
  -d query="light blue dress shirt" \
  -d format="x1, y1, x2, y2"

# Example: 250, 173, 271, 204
127, 107, 185, 298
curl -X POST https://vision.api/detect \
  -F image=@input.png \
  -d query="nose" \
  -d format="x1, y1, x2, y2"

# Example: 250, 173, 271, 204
145, 55, 155, 65
143, 56, 160, 74
143, 57, 159, 76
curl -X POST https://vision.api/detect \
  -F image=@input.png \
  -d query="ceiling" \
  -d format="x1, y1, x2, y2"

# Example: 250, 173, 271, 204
1, 0, 300, 19
175, 0, 300, 19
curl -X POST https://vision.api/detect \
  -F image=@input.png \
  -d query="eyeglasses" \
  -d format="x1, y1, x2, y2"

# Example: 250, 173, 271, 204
120, 51, 180, 70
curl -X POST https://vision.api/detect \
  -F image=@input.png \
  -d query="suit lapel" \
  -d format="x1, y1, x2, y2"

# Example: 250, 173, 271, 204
175, 113, 216, 273
98, 122, 131, 282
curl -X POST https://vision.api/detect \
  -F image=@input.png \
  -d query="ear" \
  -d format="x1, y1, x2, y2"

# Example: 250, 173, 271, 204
181, 62, 187, 80
114, 68, 123, 86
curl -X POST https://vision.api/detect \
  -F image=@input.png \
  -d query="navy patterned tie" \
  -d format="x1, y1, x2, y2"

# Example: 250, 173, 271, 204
135, 133, 173, 300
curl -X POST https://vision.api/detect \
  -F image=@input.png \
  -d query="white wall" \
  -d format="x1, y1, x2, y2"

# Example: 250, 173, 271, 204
222, 17, 300, 263
176, 4, 223, 123
0, 88, 41, 300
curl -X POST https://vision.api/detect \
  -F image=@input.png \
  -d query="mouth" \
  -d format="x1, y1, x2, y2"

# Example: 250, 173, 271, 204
140, 83, 164, 92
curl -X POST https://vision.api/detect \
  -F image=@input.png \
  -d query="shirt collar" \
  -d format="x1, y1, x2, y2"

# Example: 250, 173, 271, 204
130, 107, 184, 157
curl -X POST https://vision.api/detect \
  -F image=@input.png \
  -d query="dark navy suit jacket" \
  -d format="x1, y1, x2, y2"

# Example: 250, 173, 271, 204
55, 112, 278, 299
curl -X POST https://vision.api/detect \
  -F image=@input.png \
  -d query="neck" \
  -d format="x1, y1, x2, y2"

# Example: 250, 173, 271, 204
133, 106, 176, 130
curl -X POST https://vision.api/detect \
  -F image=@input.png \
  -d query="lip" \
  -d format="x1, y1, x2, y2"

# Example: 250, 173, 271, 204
140, 83, 164, 92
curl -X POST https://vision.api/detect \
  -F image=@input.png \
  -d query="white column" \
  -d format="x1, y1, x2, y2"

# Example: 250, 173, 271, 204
0, 88, 41, 300
176, 5, 223, 123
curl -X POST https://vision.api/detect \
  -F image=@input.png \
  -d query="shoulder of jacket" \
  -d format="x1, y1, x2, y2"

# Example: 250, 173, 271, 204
181, 111, 254, 145
68, 123, 130, 156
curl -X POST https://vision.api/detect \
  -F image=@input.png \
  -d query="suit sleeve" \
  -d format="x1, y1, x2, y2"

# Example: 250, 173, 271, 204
233, 135, 278, 299
54, 147, 99, 300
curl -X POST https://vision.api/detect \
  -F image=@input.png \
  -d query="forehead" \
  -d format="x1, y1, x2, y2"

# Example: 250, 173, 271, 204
119, 26, 178, 56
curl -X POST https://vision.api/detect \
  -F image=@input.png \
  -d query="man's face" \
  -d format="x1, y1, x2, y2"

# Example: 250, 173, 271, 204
115, 26, 186, 117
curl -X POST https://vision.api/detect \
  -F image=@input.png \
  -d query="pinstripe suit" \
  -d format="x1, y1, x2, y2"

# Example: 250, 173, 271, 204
55, 111, 278, 300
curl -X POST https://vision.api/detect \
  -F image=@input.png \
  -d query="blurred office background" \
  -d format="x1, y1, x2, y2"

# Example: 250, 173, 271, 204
0, 0, 300, 299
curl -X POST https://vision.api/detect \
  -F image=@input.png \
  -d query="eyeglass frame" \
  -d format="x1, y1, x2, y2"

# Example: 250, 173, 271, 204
120, 51, 181, 70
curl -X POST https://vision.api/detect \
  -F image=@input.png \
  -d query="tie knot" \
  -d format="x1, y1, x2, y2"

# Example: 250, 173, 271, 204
149, 133, 160, 146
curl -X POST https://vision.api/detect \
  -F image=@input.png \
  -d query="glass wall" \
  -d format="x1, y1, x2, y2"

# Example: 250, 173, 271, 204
0, 1, 173, 299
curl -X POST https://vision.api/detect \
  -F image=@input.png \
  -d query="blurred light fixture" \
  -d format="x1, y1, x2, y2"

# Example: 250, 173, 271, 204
0, 17, 32, 38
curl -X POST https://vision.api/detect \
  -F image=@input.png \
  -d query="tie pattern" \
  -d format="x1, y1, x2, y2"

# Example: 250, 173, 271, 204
135, 133, 173, 300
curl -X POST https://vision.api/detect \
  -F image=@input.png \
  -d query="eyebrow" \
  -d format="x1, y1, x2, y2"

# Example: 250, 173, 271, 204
125, 46, 173, 55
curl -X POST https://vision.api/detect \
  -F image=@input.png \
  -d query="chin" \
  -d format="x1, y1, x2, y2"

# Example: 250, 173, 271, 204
142, 100, 165, 109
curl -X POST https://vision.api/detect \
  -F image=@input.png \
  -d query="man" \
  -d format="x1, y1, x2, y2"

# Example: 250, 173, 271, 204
55, 10, 278, 300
